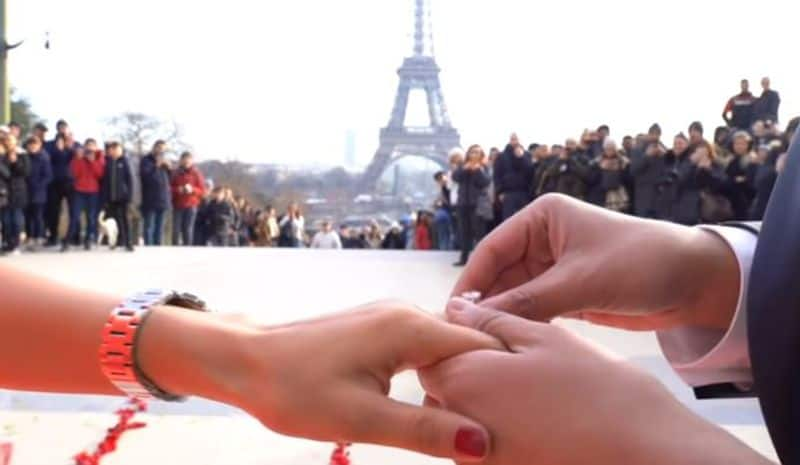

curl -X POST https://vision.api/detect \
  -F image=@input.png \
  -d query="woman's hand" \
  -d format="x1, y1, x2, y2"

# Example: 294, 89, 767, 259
419, 299, 773, 465
453, 194, 740, 331
139, 301, 502, 461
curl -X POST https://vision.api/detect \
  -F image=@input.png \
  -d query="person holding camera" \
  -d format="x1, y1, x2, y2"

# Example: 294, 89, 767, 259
140, 140, 172, 246
452, 144, 491, 266
64, 140, 105, 251
170, 152, 206, 246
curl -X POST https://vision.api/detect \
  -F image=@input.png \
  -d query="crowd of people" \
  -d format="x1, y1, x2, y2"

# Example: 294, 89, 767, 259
420, 77, 796, 265
0, 77, 793, 257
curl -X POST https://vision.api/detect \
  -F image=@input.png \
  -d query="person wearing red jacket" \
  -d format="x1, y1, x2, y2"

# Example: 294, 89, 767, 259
170, 151, 205, 246
414, 211, 433, 250
63, 140, 105, 251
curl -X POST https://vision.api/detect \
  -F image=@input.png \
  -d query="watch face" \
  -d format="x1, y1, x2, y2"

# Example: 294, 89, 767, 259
167, 292, 208, 311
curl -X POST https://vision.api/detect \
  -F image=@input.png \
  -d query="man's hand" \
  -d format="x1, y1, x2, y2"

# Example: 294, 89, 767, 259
453, 194, 740, 331
419, 300, 774, 465
140, 301, 503, 462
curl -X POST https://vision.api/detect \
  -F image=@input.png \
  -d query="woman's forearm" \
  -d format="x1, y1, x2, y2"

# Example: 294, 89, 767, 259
0, 264, 122, 394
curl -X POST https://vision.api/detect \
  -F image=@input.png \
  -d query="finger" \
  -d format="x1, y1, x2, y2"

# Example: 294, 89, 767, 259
479, 263, 586, 321
451, 201, 551, 298
353, 394, 489, 462
397, 313, 505, 368
446, 298, 544, 350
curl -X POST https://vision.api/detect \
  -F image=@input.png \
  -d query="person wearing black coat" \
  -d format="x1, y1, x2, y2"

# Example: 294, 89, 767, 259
493, 135, 534, 221
586, 140, 632, 213
1, 148, 31, 252
381, 224, 406, 250
452, 145, 491, 266
630, 140, 669, 218
670, 141, 727, 226
753, 77, 780, 123
24, 137, 53, 246
44, 132, 79, 247
100, 143, 134, 251
748, 155, 779, 221
534, 142, 592, 201
723, 131, 757, 221
139, 141, 172, 246
206, 188, 235, 247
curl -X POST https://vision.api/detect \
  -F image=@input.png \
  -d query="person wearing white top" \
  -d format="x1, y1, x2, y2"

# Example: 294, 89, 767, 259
311, 220, 342, 249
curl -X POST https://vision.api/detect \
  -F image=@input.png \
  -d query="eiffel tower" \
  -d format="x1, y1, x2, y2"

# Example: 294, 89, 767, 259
359, 0, 461, 192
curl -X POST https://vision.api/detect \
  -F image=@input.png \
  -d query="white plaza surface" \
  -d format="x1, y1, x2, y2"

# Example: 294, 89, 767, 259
0, 248, 778, 464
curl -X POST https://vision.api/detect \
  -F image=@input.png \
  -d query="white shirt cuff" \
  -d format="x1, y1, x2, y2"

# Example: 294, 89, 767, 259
656, 225, 757, 387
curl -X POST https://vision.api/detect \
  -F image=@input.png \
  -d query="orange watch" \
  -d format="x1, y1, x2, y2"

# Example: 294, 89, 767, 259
99, 289, 207, 401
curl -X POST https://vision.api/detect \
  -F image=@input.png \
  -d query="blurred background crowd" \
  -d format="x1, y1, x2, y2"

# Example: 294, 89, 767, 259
0, 77, 793, 264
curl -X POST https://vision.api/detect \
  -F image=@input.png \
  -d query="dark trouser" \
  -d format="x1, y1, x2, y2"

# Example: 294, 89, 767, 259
26, 203, 46, 240
46, 179, 73, 244
173, 207, 197, 246
106, 201, 131, 248
458, 205, 483, 263
142, 209, 166, 246
501, 191, 531, 221
211, 232, 230, 247
2, 206, 24, 250
67, 192, 100, 244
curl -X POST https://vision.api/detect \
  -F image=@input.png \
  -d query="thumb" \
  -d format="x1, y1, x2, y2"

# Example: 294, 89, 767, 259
446, 298, 546, 350
353, 394, 490, 462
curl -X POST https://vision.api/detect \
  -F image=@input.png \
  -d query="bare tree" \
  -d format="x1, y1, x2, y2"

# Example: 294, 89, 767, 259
104, 112, 191, 157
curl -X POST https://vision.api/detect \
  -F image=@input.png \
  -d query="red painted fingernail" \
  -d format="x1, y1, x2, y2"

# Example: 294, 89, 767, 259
455, 427, 487, 458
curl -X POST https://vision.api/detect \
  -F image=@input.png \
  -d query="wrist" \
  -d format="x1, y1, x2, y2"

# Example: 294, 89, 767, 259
136, 306, 256, 403
686, 229, 740, 330
639, 413, 773, 465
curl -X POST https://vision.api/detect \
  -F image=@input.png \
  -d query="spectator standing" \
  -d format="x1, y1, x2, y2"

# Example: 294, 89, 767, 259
713, 126, 733, 167
31, 123, 48, 147
24, 137, 52, 248
363, 221, 383, 249
534, 138, 591, 201
630, 133, 668, 218
723, 131, 757, 220
1, 136, 30, 253
140, 141, 172, 246
688, 121, 705, 150
753, 76, 780, 123
749, 144, 780, 221
381, 223, 406, 250
100, 142, 134, 251
44, 130, 77, 246
311, 220, 342, 249
493, 133, 534, 220
452, 144, 491, 266
170, 152, 205, 246
587, 139, 631, 213
206, 187, 235, 246
339, 226, 363, 249
432, 201, 453, 250
414, 211, 433, 250
722, 79, 756, 130
64, 142, 105, 251
671, 140, 728, 225
278, 203, 304, 248
433, 171, 452, 211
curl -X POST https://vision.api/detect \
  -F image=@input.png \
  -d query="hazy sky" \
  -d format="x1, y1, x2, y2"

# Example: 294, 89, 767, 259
8, 0, 800, 166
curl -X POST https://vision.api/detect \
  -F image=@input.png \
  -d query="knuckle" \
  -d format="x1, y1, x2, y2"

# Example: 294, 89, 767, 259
408, 410, 442, 453
474, 311, 508, 335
